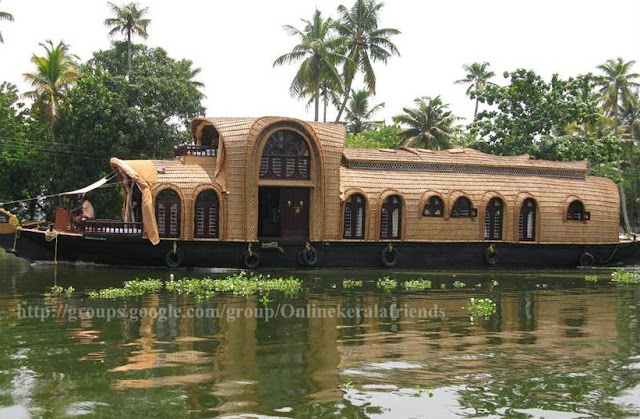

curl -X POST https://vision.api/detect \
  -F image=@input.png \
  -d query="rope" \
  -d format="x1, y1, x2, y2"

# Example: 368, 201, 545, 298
172, 241, 177, 255
0, 173, 118, 206
45, 228, 60, 265
600, 244, 620, 264
12, 226, 21, 251
248, 243, 253, 257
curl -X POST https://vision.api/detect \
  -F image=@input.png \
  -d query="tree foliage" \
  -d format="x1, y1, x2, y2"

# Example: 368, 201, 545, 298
393, 96, 460, 149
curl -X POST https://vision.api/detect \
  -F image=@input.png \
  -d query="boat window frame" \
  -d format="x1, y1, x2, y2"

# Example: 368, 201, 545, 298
343, 193, 367, 239
380, 194, 403, 240
155, 188, 181, 238
422, 195, 445, 217
451, 196, 477, 218
194, 189, 220, 239
567, 200, 590, 221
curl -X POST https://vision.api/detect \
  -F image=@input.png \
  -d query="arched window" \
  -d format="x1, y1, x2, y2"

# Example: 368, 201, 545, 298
156, 189, 181, 238
344, 194, 366, 239
381, 195, 402, 239
451, 196, 477, 218
260, 130, 310, 180
567, 200, 590, 221
194, 190, 219, 238
423, 196, 444, 217
484, 198, 504, 240
519, 198, 536, 241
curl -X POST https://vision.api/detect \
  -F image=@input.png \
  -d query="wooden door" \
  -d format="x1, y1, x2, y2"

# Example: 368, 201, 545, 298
279, 188, 309, 240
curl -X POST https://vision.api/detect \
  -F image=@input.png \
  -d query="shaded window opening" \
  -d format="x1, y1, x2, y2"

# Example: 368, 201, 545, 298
156, 189, 181, 238
423, 195, 444, 217
484, 197, 504, 240
451, 196, 477, 218
194, 190, 219, 238
567, 200, 590, 221
344, 193, 366, 239
519, 198, 536, 241
381, 195, 402, 239
260, 130, 311, 180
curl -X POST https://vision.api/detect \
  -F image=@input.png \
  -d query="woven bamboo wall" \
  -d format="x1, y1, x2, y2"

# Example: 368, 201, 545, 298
140, 119, 618, 245
339, 166, 619, 244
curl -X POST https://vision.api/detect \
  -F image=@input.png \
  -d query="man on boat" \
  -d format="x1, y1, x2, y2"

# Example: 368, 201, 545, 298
71, 194, 95, 228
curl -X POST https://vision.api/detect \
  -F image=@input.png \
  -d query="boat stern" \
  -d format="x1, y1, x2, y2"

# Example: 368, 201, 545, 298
0, 208, 19, 253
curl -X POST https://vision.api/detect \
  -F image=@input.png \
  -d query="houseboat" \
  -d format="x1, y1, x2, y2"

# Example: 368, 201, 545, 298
1, 116, 638, 269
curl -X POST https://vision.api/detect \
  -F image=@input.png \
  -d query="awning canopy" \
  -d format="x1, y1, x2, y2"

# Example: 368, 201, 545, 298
60, 176, 110, 196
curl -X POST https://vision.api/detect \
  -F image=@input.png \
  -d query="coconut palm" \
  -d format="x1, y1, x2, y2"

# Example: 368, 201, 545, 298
454, 62, 496, 119
344, 89, 384, 134
0, 1, 13, 44
104, 2, 150, 74
333, 0, 400, 123
598, 58, 640, 231
302, 77, 343, 123
23, 40, 80, 142
393, 96, 460, 150
274, 9, 345, 122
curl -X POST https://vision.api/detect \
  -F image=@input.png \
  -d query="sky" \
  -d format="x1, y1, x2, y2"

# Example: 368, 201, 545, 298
0, 0, 639, 124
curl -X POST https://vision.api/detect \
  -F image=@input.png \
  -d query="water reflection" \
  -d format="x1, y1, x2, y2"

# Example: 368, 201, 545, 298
0, 250, 639, 417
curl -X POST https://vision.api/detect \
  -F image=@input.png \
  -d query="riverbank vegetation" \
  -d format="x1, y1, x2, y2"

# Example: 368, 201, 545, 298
1, 1, 639, 229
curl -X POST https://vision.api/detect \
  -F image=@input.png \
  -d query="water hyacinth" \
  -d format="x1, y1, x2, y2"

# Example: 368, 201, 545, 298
89, 271, 304, 300
376, 276, 397, 292
467, 297, 497, 320
610, 269, 639, 284
402, 279, 432, 291
343, 279, 363, 289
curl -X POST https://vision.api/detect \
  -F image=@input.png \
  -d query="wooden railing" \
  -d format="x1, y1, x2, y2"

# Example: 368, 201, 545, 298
259, 155, 310, 180
83, 220, 143, 235
174, 144, 217, 157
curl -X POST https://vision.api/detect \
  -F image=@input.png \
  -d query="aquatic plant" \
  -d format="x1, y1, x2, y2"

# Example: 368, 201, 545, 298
440, 283, 447, 289
453, 280, 466, 288
166, 272, 302, 298
342, 279, 363, 289
584, 274, 598, 282
89, 278, 163, 299
467, 297, 497, 319
376, 276, 397, 292
490, 280, 499, 287
45, 285, 74, 298
413, 384, 434, 398
610, 269, 639, 284
402, 278, 432, 291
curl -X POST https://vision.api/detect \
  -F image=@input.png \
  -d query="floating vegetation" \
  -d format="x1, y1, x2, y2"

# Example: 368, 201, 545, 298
45, 285, 74, 298
377, 276, 397, 292
610, 269, 639, 284
167, 272, 302, 298
467, 298, 497, 320
584, 274, 599, 282
453, 281, 466, 288
342, 279, 363, 289
490, 280, 499, 287
535, 283, 549, 289
402, 278, 432, 291
412, 384, 435, 398
440, 283, 447, 290
88, 272, 303, 300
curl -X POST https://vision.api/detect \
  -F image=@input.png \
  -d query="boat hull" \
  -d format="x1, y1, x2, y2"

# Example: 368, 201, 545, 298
2, 228, 639, 269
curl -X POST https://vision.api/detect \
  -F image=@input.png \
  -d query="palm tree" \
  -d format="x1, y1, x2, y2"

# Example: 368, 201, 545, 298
274, 9, 345, 122
302, 77, 343, 122
334, 0, 400, 123
454, 62, 496, 119
598, 58, 640, 126
104, 2, 150, 74
23, 40, 80, 142
344, 89, 384, 134
598, 58, 640, 231
393, 96, 460, 150
0, 0, 13, 44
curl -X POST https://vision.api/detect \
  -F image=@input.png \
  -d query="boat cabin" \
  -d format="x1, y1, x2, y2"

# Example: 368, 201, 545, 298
107, 116, 619, 247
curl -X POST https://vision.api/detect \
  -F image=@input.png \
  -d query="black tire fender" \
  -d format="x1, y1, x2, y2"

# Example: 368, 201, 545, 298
579, 252, 595, 267
380, 245, 399, 268
166, 248, 184, 268
484, 246, 499, 266
241, 251, 260, 269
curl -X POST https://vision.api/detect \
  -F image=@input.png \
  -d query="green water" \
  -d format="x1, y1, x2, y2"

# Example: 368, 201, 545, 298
1, 250, 639, 418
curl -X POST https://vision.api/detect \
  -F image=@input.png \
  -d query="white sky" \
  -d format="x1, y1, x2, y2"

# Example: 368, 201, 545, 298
0, 0, 639, 124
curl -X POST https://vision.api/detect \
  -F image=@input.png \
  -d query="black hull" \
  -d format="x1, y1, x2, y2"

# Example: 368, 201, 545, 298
2, 229, 640, 269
